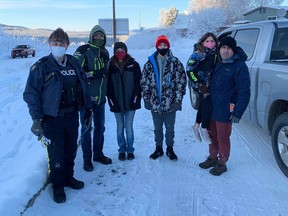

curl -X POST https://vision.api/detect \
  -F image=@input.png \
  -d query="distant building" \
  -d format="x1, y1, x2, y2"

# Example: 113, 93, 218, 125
242, 6, 288, 22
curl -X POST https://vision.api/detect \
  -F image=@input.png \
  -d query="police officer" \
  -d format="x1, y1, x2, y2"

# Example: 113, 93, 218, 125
23, 28, 91, 203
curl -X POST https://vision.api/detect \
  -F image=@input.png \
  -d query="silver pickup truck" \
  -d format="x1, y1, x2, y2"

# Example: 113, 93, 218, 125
189, 19, 288, 177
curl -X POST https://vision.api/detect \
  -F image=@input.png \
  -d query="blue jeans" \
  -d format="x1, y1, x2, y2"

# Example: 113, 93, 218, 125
114, 111, 136, 153
80, 103, 105, 160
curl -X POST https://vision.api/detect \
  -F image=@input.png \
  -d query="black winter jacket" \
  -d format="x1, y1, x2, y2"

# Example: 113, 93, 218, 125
107, 55, 141, 113
23, 54, 91, 120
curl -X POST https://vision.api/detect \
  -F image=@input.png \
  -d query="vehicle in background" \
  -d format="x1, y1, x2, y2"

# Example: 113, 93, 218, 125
11, 45, 35, 58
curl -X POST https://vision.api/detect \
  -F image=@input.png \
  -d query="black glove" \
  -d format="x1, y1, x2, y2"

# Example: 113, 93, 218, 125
83, 109, 92, 127
173, 102, 181, 111
198, 83, 209, 95
144, 101, 152, 110
31, 119, 43, 140
230, 115, 240, 123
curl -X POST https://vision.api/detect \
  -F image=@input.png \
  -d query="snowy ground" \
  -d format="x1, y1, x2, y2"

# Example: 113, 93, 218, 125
1, 37, 288, 216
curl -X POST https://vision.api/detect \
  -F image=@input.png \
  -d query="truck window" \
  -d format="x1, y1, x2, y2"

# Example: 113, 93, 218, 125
270, 28, 288, 61
234, 29, 259, 60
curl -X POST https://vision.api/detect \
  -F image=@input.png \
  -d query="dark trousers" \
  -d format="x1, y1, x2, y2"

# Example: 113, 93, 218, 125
151, 111, 176, 147
196, 94, 212, 129
208, 120, 232, 164
80, 103, 105, 160
43, 110, 79, 188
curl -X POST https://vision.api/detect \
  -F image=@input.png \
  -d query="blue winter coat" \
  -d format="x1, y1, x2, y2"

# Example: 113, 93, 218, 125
210, 47, 251, 122
23, 54, 91, 120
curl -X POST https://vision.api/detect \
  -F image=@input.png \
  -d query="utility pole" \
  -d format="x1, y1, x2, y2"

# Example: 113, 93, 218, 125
113, 0, 116, 44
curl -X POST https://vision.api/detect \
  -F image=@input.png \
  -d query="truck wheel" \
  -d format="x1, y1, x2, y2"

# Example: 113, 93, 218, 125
271, 112, 288, 177
188, 82, 199, 110
25, 52, 28, 58
32, 52, 35, 57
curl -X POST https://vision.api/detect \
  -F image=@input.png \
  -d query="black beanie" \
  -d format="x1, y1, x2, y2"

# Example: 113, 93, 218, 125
114, 42, 127, 53
219, 36, 237, 53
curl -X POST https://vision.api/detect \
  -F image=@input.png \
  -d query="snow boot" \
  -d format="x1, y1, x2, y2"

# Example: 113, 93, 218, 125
127, 153, 135, 160
65, 177, 84, 190
150, 145, 164, 159
118, 153, 126, 161
53, 186, 66, 203
199, 157, 217, 169
209, 162, 227, 176
93, 155, 112, 165
166, 146, 178, 161
83, 159, 93, 172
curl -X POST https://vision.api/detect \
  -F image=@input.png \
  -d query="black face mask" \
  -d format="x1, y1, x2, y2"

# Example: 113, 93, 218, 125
157, 48, 169, 56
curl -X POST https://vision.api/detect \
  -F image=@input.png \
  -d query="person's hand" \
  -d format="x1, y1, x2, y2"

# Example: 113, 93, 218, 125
230, 115, 240, 123
173, 102, 181, 111
130, 96, 139, 110
31, 119, 43, 140
198, 83, 209, 95
83, 109, 92, 127
144, 101, 152, 110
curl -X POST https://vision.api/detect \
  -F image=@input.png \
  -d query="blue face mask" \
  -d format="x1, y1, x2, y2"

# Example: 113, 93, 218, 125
50, 46, 66, 58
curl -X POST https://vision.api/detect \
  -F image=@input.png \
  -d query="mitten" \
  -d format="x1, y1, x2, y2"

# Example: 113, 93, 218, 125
198, 83, 209, 95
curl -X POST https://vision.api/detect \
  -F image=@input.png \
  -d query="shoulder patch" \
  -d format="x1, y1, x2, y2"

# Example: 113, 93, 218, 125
30, 64, 37, 72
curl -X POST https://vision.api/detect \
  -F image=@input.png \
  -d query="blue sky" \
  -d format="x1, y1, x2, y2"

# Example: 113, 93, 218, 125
1, 0, 288, 32
0, 0, 188, 31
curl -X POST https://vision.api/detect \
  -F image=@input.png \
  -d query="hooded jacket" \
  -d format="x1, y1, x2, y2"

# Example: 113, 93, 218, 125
73, 25, 109, 105
141, 50, 187, 114
210, 47, 251, 122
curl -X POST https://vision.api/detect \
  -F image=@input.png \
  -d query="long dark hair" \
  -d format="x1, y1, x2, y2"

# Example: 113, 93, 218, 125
195, 32, 218, 53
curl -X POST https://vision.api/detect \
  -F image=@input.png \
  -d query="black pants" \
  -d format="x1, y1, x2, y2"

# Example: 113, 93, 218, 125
43, 110, 79, 188
196, 94, 212, 129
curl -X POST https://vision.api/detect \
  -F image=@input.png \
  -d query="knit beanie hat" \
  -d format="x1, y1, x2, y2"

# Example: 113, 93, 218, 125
219, 36, 237, 53
155, 35, 170, 49
114, 42, 128, 53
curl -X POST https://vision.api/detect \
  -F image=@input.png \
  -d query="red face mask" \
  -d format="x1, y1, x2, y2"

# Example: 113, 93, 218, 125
115, 51, 126, 61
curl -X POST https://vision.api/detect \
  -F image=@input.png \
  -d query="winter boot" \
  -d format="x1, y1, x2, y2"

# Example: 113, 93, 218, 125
83, 159, 93, 172
93, 155, 112, 165
192, 124, 202, 142
127, 153, 135, 160
118, 153, 126, 161
166, 146, 178, 161
200, 127, 211, 143
150, 145, 164, 159
53, 186, 66, 203
65, 177, 84, 190
199, 157, 217, 169
209, 162, 227, 176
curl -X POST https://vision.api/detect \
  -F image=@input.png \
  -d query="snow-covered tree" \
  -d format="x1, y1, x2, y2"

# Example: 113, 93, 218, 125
188, 8, 227, 38
159, 6, 179, 27
188, 0, 284, 24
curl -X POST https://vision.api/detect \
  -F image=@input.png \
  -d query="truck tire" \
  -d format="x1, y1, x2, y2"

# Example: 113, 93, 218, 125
32, 51, 35, 57
271, 112, 288, 177
188, 81, 199, 110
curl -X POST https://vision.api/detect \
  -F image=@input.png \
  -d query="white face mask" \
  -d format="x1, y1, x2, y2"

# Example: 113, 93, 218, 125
50, 46, 66, 58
